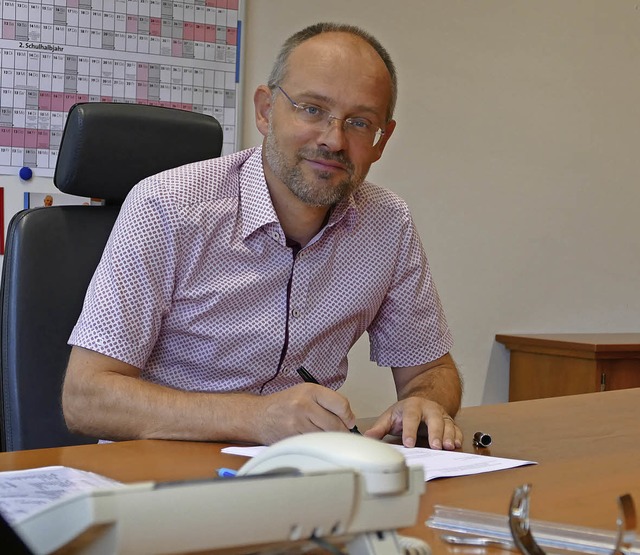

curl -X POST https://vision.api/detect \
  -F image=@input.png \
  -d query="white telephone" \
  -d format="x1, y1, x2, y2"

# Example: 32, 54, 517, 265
15, 433, 426, 555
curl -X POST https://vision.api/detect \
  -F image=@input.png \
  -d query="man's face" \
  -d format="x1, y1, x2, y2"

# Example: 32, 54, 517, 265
259, 33, 395, 207
264, 116, 362, 207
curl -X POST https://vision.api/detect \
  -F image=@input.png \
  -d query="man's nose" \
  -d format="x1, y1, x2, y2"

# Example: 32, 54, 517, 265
317, 116, 349, 150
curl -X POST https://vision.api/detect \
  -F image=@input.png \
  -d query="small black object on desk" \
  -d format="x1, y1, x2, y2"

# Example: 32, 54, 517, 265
473, 431, 492, 448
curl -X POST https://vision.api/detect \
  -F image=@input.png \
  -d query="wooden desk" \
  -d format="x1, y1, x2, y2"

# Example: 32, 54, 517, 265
496, 333, 640, 401
2, 389, 640, 554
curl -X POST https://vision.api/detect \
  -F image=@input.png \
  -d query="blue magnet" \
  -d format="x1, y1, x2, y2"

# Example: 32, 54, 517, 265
19, 167, 33, 181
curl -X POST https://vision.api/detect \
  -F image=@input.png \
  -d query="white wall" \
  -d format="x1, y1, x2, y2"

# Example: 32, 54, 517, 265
241, 0, 640, 415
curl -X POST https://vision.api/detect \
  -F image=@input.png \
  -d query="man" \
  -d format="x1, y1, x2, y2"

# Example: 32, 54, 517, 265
62, 22, 463, 450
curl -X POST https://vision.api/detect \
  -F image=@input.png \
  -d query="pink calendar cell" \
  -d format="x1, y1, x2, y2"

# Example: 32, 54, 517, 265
194, 23, 205, 42
136, 81, 148, 101
2, 20, 16, 40
205, 0, 217, 6
0, 128, 11, 147
64, 93, 78, 111
183, 22, 194, 41
25, 129, 37, 148
100, 96, 113, 103
67, 0, 79, 7
172, 39, 183, 57
126, 15, 138, 33
227, 0, 239, 9
205, 24, 215, 43
51, 93, 64, 112
137, 63, 149, 81
39, 91, 52, 111
11, 128, 25, 147
77, 94, 89, 103
181, 103, 192, 111
37, 129, 50, 149
150, 18, 162, 36
226, 27, 237, 46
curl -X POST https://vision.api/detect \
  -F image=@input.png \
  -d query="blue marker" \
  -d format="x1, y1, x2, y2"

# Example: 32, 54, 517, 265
216, 467, 237, 478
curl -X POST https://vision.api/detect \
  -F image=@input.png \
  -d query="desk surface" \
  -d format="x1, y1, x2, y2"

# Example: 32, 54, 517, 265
2, 388, 639, 554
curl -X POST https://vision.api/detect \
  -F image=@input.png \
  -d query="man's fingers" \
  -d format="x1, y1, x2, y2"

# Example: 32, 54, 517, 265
401, 406, 422, 448
428, 414, 460, 450
368, 397, 463, 451
308, 384, 356, 431
363, 411, 394, 440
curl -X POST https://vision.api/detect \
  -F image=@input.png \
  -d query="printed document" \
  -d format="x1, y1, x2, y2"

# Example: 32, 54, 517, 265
221, 444, 536, 481
0, 466, 123, 526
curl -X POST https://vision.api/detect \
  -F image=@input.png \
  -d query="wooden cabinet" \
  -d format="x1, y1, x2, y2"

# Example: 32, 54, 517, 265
495, 333, 640, 401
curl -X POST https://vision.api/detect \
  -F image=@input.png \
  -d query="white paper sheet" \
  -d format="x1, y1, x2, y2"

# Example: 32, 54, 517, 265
221, 444, 536, 481
0, 465, 123, 525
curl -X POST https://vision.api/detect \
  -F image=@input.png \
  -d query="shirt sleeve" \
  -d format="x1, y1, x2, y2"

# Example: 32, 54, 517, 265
69, 178, 179, 368
367, 211, 453, 368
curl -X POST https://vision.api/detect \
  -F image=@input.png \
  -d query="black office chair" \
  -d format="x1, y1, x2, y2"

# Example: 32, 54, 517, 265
0, 102, 223, 451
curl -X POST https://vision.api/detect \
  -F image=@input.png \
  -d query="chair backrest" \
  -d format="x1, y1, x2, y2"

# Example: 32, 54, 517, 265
0, 103, 223, 451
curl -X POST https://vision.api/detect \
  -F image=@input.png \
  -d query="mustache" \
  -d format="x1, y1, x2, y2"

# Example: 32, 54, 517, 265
297, 148, 354, 172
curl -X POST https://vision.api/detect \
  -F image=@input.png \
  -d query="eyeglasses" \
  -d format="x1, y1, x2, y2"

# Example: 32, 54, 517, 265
277, 87, 385, 147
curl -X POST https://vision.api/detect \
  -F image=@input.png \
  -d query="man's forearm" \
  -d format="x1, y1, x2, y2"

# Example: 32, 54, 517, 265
62, 352, 265, 443
64, 374, 264, 443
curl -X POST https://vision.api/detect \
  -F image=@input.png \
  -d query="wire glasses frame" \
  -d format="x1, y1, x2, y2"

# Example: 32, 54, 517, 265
277, 87, 385, 147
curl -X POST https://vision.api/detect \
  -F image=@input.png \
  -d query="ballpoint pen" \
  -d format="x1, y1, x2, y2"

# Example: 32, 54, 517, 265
296, 366, 362, 435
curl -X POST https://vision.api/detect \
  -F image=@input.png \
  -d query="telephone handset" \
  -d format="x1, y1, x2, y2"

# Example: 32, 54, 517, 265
237, 431, 411, 495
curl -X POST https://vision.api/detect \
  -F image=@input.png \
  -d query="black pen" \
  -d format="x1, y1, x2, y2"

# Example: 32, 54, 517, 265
296, 366, 361, 435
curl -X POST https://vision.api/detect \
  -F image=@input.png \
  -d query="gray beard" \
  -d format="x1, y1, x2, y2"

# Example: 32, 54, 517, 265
264, 125, 364, 207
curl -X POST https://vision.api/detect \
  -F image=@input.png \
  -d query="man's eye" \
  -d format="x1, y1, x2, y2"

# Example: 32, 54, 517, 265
348, 118, 372, 130
301, 105, 322, 117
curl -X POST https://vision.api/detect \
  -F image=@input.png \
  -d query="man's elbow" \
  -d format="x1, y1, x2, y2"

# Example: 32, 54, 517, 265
61, 371, 92, 435
61, 393, 81, 435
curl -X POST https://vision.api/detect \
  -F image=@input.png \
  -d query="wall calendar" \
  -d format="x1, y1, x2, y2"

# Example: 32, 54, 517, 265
0, 0, 243, 177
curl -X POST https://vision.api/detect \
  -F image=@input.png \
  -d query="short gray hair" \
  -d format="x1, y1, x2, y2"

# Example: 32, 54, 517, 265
267, 22, 397, 122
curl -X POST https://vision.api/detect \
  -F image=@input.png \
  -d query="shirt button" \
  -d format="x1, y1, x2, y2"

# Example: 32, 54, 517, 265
271, 231, 280, 241
291, 308, 301, 318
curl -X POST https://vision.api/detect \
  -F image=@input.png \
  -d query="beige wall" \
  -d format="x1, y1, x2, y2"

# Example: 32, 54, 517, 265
240, 0, 640, 415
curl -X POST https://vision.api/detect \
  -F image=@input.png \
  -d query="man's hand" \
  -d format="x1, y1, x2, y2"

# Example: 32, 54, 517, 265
364, 353, 463, 449
364, 397, 462, 449
252, 383, 357, 445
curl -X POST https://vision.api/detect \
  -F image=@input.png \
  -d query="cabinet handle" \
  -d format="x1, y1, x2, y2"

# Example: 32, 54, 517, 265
600, 372, 606, 392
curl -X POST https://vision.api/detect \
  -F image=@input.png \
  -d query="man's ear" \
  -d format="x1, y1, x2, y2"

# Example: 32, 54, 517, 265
254, 85, 273, 137
371, 119, 397, 162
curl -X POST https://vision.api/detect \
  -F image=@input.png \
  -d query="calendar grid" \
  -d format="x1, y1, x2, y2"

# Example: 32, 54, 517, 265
1, 0, 242, 176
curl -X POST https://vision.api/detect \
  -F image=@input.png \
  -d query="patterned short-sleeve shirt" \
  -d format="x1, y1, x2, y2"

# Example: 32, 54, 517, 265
69, 146, 452, 394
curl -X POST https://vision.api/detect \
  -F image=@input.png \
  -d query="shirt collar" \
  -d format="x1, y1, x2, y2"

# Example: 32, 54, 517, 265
325, 193, 358, 231
239, 147, 279, 240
